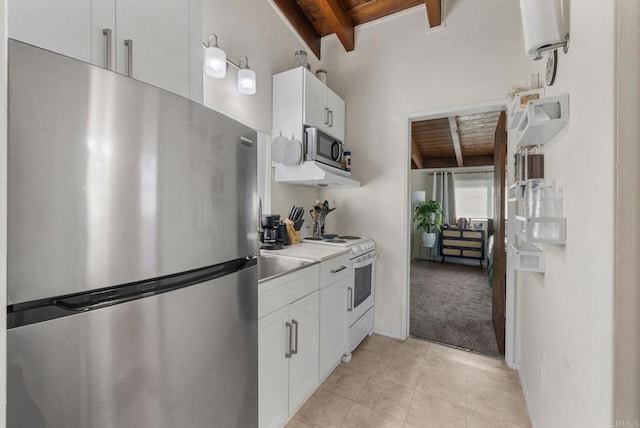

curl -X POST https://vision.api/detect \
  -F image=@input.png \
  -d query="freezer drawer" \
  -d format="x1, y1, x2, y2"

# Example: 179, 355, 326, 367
8, 266, 258, 428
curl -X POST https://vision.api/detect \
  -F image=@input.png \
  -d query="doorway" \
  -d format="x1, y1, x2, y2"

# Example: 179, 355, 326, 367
404, 101, 509, 358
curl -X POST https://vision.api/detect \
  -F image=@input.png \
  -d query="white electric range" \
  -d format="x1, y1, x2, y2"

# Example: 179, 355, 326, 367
303, 235, 377, 361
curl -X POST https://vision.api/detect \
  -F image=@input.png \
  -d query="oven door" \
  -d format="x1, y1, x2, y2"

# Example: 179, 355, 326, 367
350, 253, 376, 325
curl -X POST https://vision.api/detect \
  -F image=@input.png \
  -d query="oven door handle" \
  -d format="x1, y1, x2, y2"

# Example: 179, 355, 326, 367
352, 253, 377, 269
347, 287, 353, 311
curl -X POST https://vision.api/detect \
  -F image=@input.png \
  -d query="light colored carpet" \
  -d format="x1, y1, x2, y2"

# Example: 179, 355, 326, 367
410, 261, 500, 356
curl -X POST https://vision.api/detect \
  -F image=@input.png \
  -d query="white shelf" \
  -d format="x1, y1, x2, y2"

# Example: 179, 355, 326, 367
508, 88, 545, 130
512, 94, 569, 148
515, 216, 566, 244
509, 242, 545, 273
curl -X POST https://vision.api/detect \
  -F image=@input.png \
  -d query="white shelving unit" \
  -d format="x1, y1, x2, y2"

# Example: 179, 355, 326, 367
507, 93, 570, 273
515, 216, 566, 244
509, 242, 545, 273
511, 94, 569, 148
508, 88, 545, 130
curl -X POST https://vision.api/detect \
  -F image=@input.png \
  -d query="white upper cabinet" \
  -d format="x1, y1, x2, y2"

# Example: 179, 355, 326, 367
8, 0, 203, 102
303, 70, 329, 135
115, 0, 192, 99
8, 0, 93, 62
91, 0, 116, 69
327, 87, 346, 144
273, 67, 346, 144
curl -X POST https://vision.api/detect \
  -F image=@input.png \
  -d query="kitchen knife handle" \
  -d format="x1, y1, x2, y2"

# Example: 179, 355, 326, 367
291, 319, 299, 355
331, 265, 347, 274
102, 28, 113, 71
124, 39, 133, 77
347, 287, 353, 311
285, 321, 293, 358
324, 107, 330, 125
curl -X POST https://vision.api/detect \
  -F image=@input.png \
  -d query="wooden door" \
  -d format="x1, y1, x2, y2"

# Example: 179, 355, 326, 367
492, 111, 507, 354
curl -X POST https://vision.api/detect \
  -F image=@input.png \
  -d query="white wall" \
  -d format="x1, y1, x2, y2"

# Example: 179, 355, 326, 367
514, 1, 616, 426
1, 0, 7, 424
202, 0, 320, 217
319, 0, 522, 338
614, 0, 640, 423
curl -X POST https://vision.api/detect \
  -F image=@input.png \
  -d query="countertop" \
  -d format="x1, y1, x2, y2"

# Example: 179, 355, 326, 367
260, 242, 351, 262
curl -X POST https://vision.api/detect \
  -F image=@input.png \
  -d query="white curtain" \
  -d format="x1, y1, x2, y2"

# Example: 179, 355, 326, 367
432, 172, 457, 225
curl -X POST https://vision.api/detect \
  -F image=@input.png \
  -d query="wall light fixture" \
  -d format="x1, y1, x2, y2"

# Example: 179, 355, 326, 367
203, 34, 256, 95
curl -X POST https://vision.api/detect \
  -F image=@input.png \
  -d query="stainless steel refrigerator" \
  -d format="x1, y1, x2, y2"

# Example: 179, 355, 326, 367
7, 39, 258, 428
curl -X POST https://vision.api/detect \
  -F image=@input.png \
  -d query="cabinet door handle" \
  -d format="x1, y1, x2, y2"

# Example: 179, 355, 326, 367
124, 39, 133, 78
324, 107, 329, 125
291, 319, 299, 355
331, 265, 347, 274
347, 287, 353, 311
285, 321, 293, 358
102, 28, 113, 71
328, 109, 334, 127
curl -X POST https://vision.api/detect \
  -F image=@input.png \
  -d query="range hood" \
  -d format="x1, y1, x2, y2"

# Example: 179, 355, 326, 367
274, 161, 360, 187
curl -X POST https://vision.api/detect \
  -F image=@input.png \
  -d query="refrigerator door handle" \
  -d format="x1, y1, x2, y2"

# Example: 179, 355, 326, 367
285, 321, 293, 358
291, 319, 299, 355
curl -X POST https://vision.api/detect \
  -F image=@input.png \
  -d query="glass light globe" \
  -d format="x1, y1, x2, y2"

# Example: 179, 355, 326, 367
205, 46, 226, 78
238, 68, 256, 95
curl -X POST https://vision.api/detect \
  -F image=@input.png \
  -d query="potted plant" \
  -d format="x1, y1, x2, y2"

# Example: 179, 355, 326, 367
414, 200, 443, 248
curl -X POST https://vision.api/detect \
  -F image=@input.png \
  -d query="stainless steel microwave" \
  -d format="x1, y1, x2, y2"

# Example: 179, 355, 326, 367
304, 127, 344, 170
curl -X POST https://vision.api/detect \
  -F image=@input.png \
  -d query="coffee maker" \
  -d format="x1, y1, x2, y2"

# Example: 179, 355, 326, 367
261, 214, 283, 250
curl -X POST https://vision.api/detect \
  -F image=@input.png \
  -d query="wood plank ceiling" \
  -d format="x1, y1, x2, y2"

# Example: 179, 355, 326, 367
411, 111, 502, 169
272, 0, 442, 58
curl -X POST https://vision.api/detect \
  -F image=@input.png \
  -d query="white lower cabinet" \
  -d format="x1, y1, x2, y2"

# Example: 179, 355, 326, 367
258, 265, 320, 428
319, 276, 349, 380
287, 292, 320, 411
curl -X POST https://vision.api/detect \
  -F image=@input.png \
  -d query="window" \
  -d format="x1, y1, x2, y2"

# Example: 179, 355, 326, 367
454, 175, 494, 219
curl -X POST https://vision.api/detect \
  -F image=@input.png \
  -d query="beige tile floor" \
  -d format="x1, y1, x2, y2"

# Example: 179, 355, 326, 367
288, 334, 531, 428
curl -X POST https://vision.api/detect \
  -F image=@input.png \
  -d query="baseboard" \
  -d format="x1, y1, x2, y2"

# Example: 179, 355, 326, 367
372, 328, 405, 340
518, 368, 537, 428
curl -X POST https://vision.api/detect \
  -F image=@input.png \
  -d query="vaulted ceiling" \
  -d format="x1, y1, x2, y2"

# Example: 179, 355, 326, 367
272, 0, 443, 58
411, 111, 502, 169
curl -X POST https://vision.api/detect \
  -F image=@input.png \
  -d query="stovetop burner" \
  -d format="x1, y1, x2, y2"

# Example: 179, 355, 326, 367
325, 239, 346, 244
338, 235, 361, 240
304, 237, 324, 241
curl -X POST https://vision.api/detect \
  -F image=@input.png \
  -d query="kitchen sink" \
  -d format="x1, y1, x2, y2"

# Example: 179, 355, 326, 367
257, 255, 316, 282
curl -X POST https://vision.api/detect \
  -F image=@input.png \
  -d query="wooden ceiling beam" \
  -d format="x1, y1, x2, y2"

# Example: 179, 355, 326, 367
424, 0, 442, 28
272, 0, 322, 58
448, 117, 464, 168
411, 138, 424, 169
312, 0, 355, 52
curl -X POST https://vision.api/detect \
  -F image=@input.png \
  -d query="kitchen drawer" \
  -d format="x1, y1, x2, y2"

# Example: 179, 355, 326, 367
442, 230, 461, 238
320, 253, 351, 289
259, 264, 320, 319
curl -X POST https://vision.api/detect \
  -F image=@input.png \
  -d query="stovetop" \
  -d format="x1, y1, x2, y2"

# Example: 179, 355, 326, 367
302, 235, 367, 247
302, 235, 376, 257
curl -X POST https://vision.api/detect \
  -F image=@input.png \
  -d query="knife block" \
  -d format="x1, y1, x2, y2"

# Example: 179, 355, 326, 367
284, 220, 301, 245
